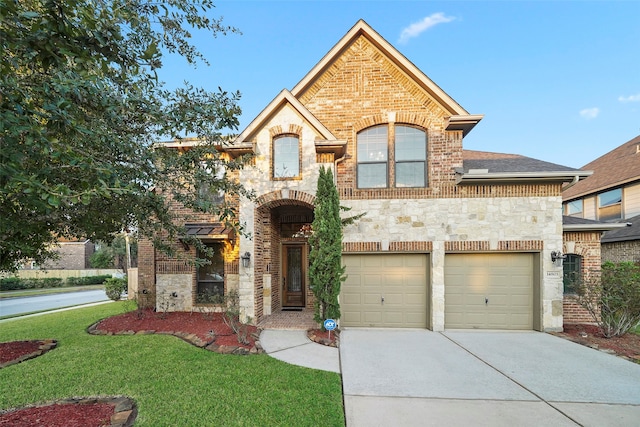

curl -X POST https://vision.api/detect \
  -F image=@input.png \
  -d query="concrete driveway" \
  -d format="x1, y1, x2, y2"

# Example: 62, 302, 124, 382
340, 329, 640, 427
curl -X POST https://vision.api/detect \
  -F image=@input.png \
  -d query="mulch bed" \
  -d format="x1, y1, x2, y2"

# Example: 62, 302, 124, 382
88, 309, 262, 355
0, 340, 57, 369
552, 323, 640, 362
0, 396, 137, 427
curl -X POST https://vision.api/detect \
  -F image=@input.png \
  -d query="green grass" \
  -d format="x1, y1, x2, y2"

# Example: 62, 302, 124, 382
0, 303, 345, 426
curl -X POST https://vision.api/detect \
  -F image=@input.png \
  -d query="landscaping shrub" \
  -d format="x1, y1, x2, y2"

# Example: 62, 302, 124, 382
66, 275, 112, 286
0, 275, 112, 291
573, 261, 640, 338
104, 277, 128, 301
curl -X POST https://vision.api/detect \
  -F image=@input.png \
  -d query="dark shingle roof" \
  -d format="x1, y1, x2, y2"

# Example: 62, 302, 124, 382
563, 134, 640, 200
562, 216, 607, 226
462, 150, 579, 174
601, 215, 639, 243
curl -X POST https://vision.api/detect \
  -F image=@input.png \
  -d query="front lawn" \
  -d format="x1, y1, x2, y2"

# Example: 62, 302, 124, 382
0, 303, 345, 426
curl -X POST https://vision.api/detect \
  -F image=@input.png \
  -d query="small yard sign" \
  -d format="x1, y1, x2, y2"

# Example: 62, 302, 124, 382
323, 319, 336, 331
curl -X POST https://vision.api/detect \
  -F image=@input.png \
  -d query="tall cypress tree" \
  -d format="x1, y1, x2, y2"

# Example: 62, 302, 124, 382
309, 166, 345, 327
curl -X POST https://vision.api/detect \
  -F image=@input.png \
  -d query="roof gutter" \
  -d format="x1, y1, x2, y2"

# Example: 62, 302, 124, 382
562, 223, 628, 232
456, 170, 592, 184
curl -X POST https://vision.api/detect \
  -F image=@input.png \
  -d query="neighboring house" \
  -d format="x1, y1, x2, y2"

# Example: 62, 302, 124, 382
563, 135, 640, 263
21, 239, 95, 270
139, 20, 598, 331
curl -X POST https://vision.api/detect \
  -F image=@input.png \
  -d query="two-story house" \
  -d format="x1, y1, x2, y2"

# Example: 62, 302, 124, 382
138, 20, 600, 331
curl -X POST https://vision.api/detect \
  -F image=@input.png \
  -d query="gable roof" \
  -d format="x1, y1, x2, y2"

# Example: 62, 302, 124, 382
234, 89, 347, 157
457, 150, 591, 184
563, 134, 640, 200
290, 19, 482, 136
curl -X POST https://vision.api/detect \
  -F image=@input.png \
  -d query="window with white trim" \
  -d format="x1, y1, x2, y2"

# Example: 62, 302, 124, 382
356, 124, 427, 188
273, 135, 300, 179
565, 200, 583, 217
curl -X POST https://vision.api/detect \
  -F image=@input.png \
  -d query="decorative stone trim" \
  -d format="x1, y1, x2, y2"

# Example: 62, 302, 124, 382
0, 396, 137, 427
0, 339, 57, 369
86, 322, 264, 355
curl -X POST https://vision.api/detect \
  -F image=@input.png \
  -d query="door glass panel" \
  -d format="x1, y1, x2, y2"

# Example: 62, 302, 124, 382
287, 247, 302, 292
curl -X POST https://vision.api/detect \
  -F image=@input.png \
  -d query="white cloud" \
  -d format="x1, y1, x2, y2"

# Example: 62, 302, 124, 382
618, 93, 640, 102
398, 13, 455, 44
579, 108, 600, 120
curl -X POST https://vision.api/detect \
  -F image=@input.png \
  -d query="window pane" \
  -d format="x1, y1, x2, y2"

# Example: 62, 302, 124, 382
566, 200, 583, 216
599, 189, 621, 207
395, 126, 426, 161
274, 136, 299, 178
357, 126, 388, 162
563, 254, 581, 294
197, 243, 224, 302
396, 162, 425, 187
358, 163, 387, 188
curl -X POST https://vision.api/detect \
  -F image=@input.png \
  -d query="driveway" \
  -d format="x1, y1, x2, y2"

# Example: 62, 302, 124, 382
340, 329, 640, 427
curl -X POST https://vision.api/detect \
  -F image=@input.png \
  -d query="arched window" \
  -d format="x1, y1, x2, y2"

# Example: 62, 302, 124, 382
395, 125, 427, 188
273, 135, 300, 179
356, 125, 388, 188
356, 124, 427, 188
563, 254, 582, 294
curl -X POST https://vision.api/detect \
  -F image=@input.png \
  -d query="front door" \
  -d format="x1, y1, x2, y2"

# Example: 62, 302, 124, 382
283, 245, 305, 307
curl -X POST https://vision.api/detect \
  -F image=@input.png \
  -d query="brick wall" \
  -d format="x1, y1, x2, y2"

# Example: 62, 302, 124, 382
602, 240, 640, 263
562, 231, 602, 324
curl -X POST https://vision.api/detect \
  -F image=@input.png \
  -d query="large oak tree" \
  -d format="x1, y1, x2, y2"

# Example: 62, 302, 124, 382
0, 0, 250, 271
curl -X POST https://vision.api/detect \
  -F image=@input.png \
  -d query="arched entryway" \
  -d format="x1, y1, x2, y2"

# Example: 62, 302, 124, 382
254, 191, 315, 319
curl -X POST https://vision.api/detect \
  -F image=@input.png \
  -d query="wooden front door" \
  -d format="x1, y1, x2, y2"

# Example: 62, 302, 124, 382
283, 245, 305, 307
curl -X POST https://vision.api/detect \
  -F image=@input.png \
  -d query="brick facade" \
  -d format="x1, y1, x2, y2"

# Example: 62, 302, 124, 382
602, 240, 640, 263
562, 231, 602, 324
142, 21, 584, 332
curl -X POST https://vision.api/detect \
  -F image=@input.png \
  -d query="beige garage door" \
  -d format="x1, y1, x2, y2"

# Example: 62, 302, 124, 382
445, 253, 533, 330
341, 254, 429, 328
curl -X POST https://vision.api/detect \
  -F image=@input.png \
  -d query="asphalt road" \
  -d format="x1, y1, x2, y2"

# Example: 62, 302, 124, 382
0, 289, 109, 317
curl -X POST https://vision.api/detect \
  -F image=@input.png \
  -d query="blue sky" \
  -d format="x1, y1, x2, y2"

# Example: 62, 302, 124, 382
159, 0, 640, 169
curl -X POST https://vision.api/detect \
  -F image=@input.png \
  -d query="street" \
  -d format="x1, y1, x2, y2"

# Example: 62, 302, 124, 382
0, 290, 109, 317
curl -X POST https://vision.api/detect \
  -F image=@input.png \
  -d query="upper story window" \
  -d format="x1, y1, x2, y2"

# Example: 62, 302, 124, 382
395, 125, 427, 187
565, 200, 583, 217
598, 188, 622, 222
273, 135, 300, 179
356, 126, 388, 188
356, 124, 427, 189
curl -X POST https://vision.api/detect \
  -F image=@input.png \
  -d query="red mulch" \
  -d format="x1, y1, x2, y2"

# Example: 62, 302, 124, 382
553, 324, 640, 361
0, 341, 42, 365
0, 403, 114, 427
94, 309, 258, 348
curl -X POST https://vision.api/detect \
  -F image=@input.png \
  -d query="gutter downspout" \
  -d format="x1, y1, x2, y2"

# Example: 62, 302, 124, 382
561, 175, 581, 192
334, 153, 351, 186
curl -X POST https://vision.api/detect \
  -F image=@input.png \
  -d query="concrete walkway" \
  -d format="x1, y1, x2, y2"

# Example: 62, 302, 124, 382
259, 329, 340, 373
340, 329, 640, 427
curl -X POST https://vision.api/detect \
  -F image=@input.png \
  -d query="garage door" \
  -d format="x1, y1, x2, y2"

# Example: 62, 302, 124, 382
445, 253, 533, 330
341, 254, 429, 328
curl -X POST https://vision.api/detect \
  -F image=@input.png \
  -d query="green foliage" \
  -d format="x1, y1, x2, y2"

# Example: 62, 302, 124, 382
104, 277, 127, 301
66, 274, 111, 286
573, 261, 640, 337
309, 167, 345, 328
90, 235, 138, 270
0, 0, 252, 272
0, 303, 345, 426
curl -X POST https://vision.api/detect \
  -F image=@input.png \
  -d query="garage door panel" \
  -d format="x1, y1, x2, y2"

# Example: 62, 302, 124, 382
445, 254, 534, 330
342, 254, 429, 328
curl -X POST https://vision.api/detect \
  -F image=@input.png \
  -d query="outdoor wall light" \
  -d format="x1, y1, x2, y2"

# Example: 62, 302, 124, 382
551, 251, 566, 263
170, 292, 178, 298
241, 251, 251, 268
